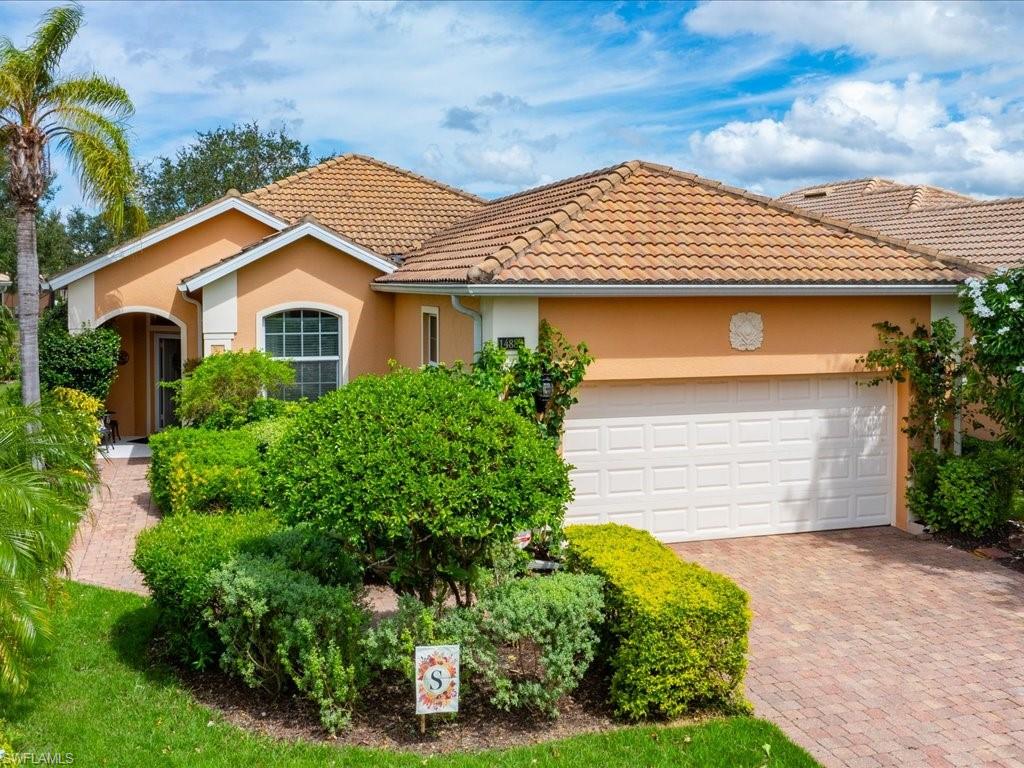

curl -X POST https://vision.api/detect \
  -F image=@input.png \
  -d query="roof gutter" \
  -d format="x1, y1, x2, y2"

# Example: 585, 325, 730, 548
450, 296, 482, 354
179, 288, 203, 359
373, 282, 962, 297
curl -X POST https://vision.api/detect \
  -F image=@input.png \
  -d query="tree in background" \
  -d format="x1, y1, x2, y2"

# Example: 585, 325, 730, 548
137, 122, 314, 227
0, 5, 144, 405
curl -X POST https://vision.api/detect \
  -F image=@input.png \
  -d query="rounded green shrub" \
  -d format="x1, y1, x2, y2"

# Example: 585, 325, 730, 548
269, 370, 572, 605
170, 350, 294, 429
133, 509, 282, 665
206, 554, 367, 733
931, 444, 1020, 538
454, 573, 604, 716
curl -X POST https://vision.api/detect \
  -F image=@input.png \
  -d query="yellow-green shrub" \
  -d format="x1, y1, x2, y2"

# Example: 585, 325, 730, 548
149, 428, 264, 515
46, 386, 104, 459
564, 524, 750, 720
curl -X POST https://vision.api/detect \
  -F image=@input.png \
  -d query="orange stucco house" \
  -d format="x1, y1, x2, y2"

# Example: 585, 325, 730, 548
48, 155, 982, 543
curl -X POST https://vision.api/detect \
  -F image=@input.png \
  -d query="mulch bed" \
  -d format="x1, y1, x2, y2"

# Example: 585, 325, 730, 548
930, 519, 1024, 575
182, 666, 629, 754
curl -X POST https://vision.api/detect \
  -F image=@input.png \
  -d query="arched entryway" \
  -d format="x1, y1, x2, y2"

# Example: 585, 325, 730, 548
96, 307, 186, 437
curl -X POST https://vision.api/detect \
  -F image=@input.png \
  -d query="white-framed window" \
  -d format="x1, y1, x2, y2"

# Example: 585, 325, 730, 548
421, 306, 439, 366
262, 308, 340, 400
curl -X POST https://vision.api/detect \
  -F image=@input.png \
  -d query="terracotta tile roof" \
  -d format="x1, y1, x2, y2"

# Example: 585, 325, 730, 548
382, 161, 971, 286
244, 154, 484, 256
777, 179, 1024, 268
777, 178, 973, 221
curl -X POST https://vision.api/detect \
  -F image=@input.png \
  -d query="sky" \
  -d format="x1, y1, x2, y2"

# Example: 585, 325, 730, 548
3, 0, 1024, 211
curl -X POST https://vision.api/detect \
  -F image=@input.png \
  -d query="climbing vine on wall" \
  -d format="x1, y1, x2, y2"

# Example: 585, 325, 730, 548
469, 320, 593, 441
859, 318, 972, 451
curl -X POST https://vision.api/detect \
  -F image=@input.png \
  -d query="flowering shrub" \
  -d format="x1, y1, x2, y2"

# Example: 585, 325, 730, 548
961, 269, 1024, 444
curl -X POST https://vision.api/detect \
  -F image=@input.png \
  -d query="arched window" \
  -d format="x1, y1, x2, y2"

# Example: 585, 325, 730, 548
262, 309, 340, 400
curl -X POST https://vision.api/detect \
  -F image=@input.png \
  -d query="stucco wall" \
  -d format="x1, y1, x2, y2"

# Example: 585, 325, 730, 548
540, 295, 933, 380
92, 209, 275, 359
233, 237, 395, 378
392, 293, 477, 369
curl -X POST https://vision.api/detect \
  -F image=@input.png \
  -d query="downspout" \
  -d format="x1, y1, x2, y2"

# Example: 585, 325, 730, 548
179, 288, 203, 362
450, 295, 482, 355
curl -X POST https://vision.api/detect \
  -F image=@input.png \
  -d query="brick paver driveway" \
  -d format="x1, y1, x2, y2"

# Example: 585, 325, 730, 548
674, 528, 1024, 768
68, 457, 159, 594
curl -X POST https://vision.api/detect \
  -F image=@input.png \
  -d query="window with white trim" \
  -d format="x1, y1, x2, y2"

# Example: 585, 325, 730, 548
421, 307, 439, 365
263, 309, 340, 400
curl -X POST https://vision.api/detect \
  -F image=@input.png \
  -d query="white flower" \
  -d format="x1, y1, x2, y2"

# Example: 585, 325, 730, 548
996, 283, 1010, 293
970, 337, 978, 346
996, 267, 1008, 276
1017, 364, 1024, 374
998, 326, 1010, 335
1011, 300, 1022, 311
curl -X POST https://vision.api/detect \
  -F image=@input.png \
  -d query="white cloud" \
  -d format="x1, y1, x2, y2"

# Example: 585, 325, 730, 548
685, 1, 1019, 64
3, 0, 1024, 209
689, 76, 1024, 195
454, 144, 542, 187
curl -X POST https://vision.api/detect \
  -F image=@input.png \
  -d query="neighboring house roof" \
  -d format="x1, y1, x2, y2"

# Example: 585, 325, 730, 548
178, 218, 395, 292
243, 154, 484, 256
47, 195, 289, 290
380, 161, 971, 289
776, 178, 1024, 269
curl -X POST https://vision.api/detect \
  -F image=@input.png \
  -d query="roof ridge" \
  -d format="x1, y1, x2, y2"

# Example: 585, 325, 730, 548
908, 186, 928, 211
638, 162, 987, 277
783, 177, 882, 196
467, 161, 641, 282
894, 194, 1024, 214
244, 153, 485, 204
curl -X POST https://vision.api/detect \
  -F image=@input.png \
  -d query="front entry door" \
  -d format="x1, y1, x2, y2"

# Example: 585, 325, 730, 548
155, 334, 182, 431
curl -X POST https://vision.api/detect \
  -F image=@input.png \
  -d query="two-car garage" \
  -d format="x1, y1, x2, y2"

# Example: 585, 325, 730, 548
563, 374, 896, 543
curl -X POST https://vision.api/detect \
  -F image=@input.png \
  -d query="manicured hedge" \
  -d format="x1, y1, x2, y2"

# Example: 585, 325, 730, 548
564, 524, 750, 720
148, 427, 264, 515
133, 509, 282, 665
39, 303, 121, 401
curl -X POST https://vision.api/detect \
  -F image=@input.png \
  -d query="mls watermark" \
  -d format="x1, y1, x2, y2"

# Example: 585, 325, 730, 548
0, 750, 75, 765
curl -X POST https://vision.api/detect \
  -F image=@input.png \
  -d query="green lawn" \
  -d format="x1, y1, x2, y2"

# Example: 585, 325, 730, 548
3, 583, 820, 767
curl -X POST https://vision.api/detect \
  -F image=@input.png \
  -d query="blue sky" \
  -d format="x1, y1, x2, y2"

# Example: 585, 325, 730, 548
3, 0, 1024, 211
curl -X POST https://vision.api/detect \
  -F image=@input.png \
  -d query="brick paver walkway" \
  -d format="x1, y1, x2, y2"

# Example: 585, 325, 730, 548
674, 528, 1024, 768
67, 457, 160, 594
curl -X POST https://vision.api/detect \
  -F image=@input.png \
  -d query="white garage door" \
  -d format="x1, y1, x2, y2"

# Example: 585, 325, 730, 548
563, 375, 895, 542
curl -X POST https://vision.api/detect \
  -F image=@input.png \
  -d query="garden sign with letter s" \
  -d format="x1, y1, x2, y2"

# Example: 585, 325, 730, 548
415, 645, 460, 715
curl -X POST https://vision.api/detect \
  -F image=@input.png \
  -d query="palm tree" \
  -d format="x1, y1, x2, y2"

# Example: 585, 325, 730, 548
0, 4, 144, 406
0, 403, 96, 694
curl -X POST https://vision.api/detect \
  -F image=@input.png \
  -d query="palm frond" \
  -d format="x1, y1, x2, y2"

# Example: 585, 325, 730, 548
0, 403, 95, 695
45, 74, 133, 120
28, 4, 83, 81
52, 105, 141, 233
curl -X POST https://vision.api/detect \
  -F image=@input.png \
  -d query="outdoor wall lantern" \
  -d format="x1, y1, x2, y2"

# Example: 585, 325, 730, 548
535, 371, 554, 413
